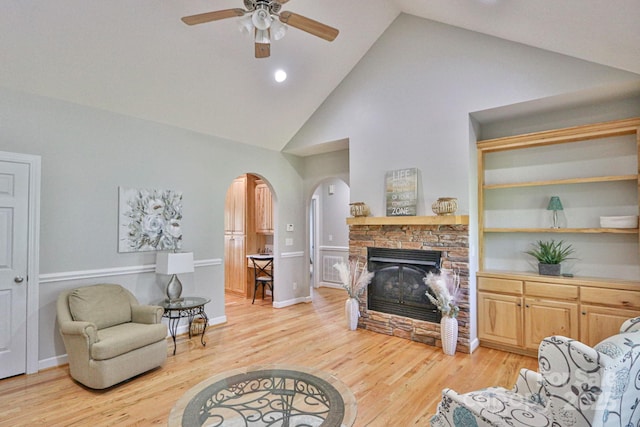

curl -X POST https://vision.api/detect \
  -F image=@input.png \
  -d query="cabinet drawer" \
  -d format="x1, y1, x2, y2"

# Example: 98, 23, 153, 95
525, 282, 578, 300
478, 277, 523, 295
581, 287, 640, 309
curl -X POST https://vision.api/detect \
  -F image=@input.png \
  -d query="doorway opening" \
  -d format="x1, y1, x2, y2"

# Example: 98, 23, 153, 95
223, 174, 274, 303
309, 178, 350, 292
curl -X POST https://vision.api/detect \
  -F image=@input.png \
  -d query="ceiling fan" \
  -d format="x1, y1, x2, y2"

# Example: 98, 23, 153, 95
181, 0, 339, 58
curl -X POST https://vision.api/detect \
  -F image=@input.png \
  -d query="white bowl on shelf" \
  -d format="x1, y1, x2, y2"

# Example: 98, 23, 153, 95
599, 215, 638, 228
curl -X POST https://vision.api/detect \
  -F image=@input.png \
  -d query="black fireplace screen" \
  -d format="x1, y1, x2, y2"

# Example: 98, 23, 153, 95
367, 247, 442, 322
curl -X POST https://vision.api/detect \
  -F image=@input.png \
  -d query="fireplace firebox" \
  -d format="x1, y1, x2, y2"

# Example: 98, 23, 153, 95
367, 247, 442, 322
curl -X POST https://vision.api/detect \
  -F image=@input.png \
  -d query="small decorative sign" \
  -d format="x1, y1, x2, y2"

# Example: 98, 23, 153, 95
385, 168, 418, 216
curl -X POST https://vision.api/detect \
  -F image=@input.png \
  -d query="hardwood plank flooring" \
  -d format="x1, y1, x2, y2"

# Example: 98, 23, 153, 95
0, 287, 538, 426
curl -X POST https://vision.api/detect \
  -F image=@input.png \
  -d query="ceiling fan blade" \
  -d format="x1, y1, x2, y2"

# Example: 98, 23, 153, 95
181, 8, 246, 26
255, 42, 270, 58
278, 11, 339, 42
275, 0, 290, 4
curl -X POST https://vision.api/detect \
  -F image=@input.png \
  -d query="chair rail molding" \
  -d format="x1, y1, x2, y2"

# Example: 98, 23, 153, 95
280, 251, 305, 258
318, 245, 348, 252
39, 258, 222, 284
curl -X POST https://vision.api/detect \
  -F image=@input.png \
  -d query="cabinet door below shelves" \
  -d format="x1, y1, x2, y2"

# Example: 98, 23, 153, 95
524, 298, 579, 350
224, 235, 246, 295
580, 305, 640, 346
478, 292, 523, 347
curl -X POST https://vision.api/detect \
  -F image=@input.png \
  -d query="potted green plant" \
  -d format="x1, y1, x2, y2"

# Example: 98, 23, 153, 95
525, 239, 575, 276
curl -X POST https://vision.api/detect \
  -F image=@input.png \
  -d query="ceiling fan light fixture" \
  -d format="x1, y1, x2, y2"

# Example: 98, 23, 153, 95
251, 7, 272, 30
180, 0, 340, 59
238, 14, 253, 34
270, 19, 287, 41
255, 28, 270, 44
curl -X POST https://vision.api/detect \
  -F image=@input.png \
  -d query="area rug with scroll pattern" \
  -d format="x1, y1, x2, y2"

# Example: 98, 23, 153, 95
168, 365, 357, 427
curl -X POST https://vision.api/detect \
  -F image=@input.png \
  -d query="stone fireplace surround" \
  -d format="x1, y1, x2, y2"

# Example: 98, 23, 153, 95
348, 216, 470, 353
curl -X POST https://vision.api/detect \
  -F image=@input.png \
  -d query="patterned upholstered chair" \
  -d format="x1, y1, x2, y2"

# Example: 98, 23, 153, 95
430, 317, 640, 427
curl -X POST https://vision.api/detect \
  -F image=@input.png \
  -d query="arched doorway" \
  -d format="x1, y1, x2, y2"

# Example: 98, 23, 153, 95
224, 173, 274, 303
309, 178, 349, 292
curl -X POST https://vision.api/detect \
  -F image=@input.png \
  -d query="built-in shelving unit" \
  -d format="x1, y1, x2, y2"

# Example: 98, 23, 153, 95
476, 117, 640, 355
478, 117, 640, 275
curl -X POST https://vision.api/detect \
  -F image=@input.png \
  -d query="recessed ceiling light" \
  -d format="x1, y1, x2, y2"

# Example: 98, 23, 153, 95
274, 69, 287, 83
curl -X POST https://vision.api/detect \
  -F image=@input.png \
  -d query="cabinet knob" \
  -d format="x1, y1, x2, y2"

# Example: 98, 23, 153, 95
525, 304, 529, 308
582, 311, 586, 315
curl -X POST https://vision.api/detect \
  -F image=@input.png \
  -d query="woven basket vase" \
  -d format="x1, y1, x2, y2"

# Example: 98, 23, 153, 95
432, 197, 458, 216
440, 316, 458, 355
345, 297, 360, 331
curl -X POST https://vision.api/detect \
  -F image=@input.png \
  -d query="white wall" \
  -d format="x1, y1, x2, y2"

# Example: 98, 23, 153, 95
316, 178, 350, 248
286, 14, 640, 216
0, 87, 309, 364
287, 13, 640, 349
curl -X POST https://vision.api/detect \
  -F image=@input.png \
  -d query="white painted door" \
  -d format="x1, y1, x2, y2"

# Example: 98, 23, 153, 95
0, 160, 29, 378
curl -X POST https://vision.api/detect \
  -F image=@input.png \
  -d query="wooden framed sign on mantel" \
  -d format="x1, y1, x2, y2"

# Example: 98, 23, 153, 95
385, 168, 418, 216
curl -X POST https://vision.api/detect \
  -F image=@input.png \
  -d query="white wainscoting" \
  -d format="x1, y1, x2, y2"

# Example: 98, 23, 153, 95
318, 246, 348, 288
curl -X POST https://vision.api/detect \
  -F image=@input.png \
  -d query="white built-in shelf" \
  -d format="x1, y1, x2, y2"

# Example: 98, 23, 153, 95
346, 215, 469, 226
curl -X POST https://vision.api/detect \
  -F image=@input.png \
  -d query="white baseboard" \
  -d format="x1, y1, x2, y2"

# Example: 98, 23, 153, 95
273, 296, 312, 308
39, 354, 68, 371
469, 337, 480, 353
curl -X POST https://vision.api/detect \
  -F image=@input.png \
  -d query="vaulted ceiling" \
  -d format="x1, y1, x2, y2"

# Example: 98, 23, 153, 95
1, 0, 639, 151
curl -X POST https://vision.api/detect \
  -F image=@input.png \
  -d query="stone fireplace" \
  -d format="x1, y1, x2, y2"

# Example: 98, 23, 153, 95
348, 216, 470, 353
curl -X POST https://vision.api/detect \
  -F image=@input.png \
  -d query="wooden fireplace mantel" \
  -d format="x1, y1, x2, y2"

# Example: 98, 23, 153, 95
346, 215, 469, 226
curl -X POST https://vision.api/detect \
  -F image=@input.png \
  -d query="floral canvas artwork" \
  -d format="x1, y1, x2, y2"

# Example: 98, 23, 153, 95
118, 187, 183, 253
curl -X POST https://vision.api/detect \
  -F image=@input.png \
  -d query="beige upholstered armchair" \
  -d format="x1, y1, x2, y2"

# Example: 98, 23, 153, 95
431, 317, 640, 427
57, 284, 168, 389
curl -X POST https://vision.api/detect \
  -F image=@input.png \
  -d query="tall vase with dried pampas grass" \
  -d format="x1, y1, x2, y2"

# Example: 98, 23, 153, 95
334, 259, 374, 330
424, 269, 460, 355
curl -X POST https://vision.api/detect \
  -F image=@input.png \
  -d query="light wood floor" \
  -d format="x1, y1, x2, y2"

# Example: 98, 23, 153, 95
0, 287, 538, 426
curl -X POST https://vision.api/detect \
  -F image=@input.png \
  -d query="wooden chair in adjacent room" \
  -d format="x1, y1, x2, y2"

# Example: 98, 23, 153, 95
250, 256, 273, 304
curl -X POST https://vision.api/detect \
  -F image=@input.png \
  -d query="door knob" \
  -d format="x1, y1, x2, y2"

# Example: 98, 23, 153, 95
14, 276, 24, 283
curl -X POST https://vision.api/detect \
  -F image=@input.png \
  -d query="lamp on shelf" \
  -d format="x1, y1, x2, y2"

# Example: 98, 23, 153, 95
547, 196, 564, 229
156, 252, 194, 302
